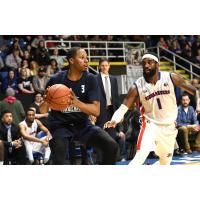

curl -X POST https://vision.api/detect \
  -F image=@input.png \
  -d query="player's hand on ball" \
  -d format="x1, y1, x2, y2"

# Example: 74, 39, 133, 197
104, 120, 117, 129
69, 88, 78, 106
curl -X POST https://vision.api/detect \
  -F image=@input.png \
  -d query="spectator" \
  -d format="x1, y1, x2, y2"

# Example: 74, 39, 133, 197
31, 36, 45, 49
176, 94, 200, 153
157, 37, 168, 49
0, 88, 25, 125
5, 49, 22, 71
0, 110, 26, 165
50, 48, 65, 69
46, 59, 60, 78
34, 47, 50, 67
32, 67, 49, 94
29, 93, 49, 127
170, 40, 182, 55
1, 69, 18, 94
29, 60, 39, 77
18, 68, 34, 94
18, 59, 31, 77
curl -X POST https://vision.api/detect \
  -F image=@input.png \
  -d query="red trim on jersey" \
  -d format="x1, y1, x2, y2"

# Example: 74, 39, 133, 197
137, 106, 146, 150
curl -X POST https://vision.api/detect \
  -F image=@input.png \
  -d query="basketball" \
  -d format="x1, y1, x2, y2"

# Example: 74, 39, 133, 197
45, 84, 71, 111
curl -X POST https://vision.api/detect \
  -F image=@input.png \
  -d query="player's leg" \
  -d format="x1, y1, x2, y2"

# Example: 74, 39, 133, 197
155, 125, 177, 165
82, 126, 119, 165
129, 122, 157, 165
43, 146, 51, 164
49, 136, 69, 165
24, 140, 34, 164
0, 140, 4, 165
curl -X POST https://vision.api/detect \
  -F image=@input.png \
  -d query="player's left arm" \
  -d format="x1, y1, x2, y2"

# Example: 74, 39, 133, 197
70, 89, 100, 117
36, 119, 49, 135
171, 72, 197, 96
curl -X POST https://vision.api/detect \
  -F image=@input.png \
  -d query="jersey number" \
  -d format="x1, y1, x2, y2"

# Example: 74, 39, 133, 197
156, 98, 162, 109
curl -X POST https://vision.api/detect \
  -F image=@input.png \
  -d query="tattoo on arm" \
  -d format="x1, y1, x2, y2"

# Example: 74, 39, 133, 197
171, 73, 196, 95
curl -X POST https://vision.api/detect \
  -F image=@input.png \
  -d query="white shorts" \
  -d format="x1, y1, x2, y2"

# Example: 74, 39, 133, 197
23, 136, 51, 163
137, 121, 178, 157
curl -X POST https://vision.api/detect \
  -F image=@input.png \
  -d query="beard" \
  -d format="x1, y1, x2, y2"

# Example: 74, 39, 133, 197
143, 68, 157, 82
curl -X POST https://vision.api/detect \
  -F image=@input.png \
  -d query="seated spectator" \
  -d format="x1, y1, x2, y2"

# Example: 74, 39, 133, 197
34, 47, 50, 67
0, 88, 25, 125
18, 68, 34, 94
5, 49, 22, 71
157, 37, 168, 49
50, 48, 65, 69
46, 59, 60, 78
18, 59, 31, 77
1, 69, 18, 94
0, 110, 26, 165
170, 40, 182, 55
29, 93, 49, 126
32, 67, 49, 94
19, 109, 51, 164
22, 50, 31, 64
176, 94, 200, 153
29, 60, 39, 77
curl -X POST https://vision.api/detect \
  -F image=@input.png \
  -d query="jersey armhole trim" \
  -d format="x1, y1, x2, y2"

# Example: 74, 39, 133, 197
134, 82, 140, 103
169, 72, 175, 86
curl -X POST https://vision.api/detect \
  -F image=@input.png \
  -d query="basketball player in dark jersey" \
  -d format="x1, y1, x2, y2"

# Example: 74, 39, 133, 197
40, 47, 118, 165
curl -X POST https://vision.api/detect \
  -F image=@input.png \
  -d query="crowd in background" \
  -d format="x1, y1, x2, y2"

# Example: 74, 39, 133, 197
0, 35, 199, 164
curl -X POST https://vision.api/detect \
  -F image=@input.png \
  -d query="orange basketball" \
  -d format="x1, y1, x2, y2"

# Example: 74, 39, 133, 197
45, 84, 71, 111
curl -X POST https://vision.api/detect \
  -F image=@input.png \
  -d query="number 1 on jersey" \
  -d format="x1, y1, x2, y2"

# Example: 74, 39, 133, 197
156, 98, 162, 109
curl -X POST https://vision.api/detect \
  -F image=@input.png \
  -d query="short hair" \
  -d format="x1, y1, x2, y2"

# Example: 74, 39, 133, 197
6, 88, 15, 97
1, 110, 12, 119
99, 58, 109, 66
66, 47, 81, 63
26, 108, 36, 115
181, 93, 190, 99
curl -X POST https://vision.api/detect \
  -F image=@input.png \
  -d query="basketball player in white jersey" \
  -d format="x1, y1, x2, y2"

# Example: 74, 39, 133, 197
19, 109, 51, 164
104, 52, 197, 165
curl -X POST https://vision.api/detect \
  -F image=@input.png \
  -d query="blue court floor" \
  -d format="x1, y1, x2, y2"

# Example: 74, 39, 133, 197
116, 151, 200, 165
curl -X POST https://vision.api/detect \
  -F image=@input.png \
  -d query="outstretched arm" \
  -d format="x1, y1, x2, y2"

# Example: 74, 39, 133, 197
171, 73, 197, 95
104, 85, 139, 128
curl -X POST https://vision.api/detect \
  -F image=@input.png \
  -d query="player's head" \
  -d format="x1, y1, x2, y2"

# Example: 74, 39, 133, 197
181, 93, 190, 107
26, 108, 36, 123
1, 110, 13, 125
66, 47, 88, 72
99, 58, 110, 75
141, 52, 159, 80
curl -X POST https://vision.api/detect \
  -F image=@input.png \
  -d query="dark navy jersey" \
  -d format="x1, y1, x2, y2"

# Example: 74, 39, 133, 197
46, 70, 100, 126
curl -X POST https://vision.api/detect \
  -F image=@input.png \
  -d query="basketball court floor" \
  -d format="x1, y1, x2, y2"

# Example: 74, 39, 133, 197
116, 151, 200, 165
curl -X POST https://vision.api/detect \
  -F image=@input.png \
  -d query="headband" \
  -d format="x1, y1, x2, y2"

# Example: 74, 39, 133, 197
142, 54, 159, 63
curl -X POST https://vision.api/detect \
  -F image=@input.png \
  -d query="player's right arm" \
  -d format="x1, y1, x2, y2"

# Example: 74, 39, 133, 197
104, 85, 139, 128
19, 124, 48, 146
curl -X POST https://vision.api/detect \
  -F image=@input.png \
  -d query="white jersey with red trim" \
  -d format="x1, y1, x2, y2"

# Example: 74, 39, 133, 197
19, 119, 38, 137
135, 72, 177, 125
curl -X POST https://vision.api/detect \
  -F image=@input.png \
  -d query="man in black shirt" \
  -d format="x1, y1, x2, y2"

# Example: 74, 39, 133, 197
0, 110, 26, 164
40, 47, 118, 165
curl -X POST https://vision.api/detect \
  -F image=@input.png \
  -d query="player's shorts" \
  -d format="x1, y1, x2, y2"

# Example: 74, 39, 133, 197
137, 120, 178, 157
48, 122, 104, 143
